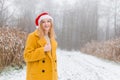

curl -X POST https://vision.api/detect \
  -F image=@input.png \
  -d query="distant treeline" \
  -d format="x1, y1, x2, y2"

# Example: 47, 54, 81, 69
0, 0, 120, 50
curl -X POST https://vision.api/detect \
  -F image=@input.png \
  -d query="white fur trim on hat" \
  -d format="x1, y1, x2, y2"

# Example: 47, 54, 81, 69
38, 15, 53, 23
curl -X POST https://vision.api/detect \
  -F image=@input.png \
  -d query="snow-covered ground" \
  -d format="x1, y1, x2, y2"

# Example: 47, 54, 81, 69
0, 49, 120, 80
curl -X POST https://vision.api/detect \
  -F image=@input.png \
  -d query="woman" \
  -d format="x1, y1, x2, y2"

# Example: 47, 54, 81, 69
24, 12, 58, 80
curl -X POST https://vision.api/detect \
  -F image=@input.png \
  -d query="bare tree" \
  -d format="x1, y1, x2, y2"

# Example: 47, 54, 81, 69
12, 0, 39, 32
114, 0, 120, 37
0, 0, 10, 27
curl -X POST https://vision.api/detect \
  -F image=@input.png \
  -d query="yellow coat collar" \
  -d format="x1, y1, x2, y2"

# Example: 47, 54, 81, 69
34, 29, 57, 47
33, 29, 57, 59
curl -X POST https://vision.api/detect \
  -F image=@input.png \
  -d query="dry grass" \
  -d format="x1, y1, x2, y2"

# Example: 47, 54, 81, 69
81, 38, 120, 62
0, 27, 28, 71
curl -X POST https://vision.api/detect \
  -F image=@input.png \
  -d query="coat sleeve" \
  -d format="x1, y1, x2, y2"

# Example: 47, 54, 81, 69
23, 34, 46, 62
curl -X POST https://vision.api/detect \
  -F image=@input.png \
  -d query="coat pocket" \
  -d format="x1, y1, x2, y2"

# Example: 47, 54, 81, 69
30, 61, 42, 73
30, 73, 42, 80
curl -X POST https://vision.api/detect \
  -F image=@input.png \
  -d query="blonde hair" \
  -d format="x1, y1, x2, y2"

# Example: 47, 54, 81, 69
37, 20, 56, 39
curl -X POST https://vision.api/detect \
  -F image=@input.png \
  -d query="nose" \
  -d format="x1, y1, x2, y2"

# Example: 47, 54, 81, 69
45, 22, 48, 25
45, 22, 49, 26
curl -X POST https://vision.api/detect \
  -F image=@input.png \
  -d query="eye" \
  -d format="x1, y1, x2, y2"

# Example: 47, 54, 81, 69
47, 19, 51, 22
41, 20, 45, 23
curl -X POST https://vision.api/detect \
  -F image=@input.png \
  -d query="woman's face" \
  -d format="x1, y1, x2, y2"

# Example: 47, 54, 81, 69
41, 18, 51, 32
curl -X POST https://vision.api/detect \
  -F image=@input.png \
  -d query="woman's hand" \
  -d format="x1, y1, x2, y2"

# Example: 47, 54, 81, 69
44, 43, 51, 52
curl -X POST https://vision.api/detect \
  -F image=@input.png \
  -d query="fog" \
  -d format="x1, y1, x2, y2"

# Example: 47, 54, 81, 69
1, 0, 120, 50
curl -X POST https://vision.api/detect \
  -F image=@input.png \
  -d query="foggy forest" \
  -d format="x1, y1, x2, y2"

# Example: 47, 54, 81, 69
1, 0, 120, 50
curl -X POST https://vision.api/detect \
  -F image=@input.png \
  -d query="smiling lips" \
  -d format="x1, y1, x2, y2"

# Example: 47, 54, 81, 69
45, 26, 49, 28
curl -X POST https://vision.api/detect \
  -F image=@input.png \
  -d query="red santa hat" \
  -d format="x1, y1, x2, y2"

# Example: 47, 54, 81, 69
35, 12, 53, 28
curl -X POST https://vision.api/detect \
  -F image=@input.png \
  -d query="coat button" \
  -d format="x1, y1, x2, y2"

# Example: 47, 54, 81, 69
42, 60, 45, 63
42, 70, 45, 73
55, 69, 57, 72
55, 60, 57, 63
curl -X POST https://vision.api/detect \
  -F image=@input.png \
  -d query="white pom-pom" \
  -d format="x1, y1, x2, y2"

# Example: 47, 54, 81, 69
36, 26, 39, 29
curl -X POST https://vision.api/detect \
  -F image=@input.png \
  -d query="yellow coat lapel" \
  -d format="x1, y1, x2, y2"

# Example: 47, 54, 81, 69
34, 29, 57, 59
51, 38, 57, 58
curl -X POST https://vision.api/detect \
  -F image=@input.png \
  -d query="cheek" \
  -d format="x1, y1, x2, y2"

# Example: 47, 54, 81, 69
41, 26, 45, 30
42, 24, 45, 29
42, 23, 45, 27
49, 22, 51, 25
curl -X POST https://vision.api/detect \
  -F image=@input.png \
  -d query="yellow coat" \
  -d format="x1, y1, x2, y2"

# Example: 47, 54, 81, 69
24, 30, 58, 80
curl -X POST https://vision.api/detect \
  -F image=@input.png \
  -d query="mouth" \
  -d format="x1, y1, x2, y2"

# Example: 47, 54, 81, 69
45, 26, 49, 28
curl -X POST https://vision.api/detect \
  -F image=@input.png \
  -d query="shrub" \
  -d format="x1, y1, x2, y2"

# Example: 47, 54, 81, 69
81, 38, 120, 62
0, 27, 28, 71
